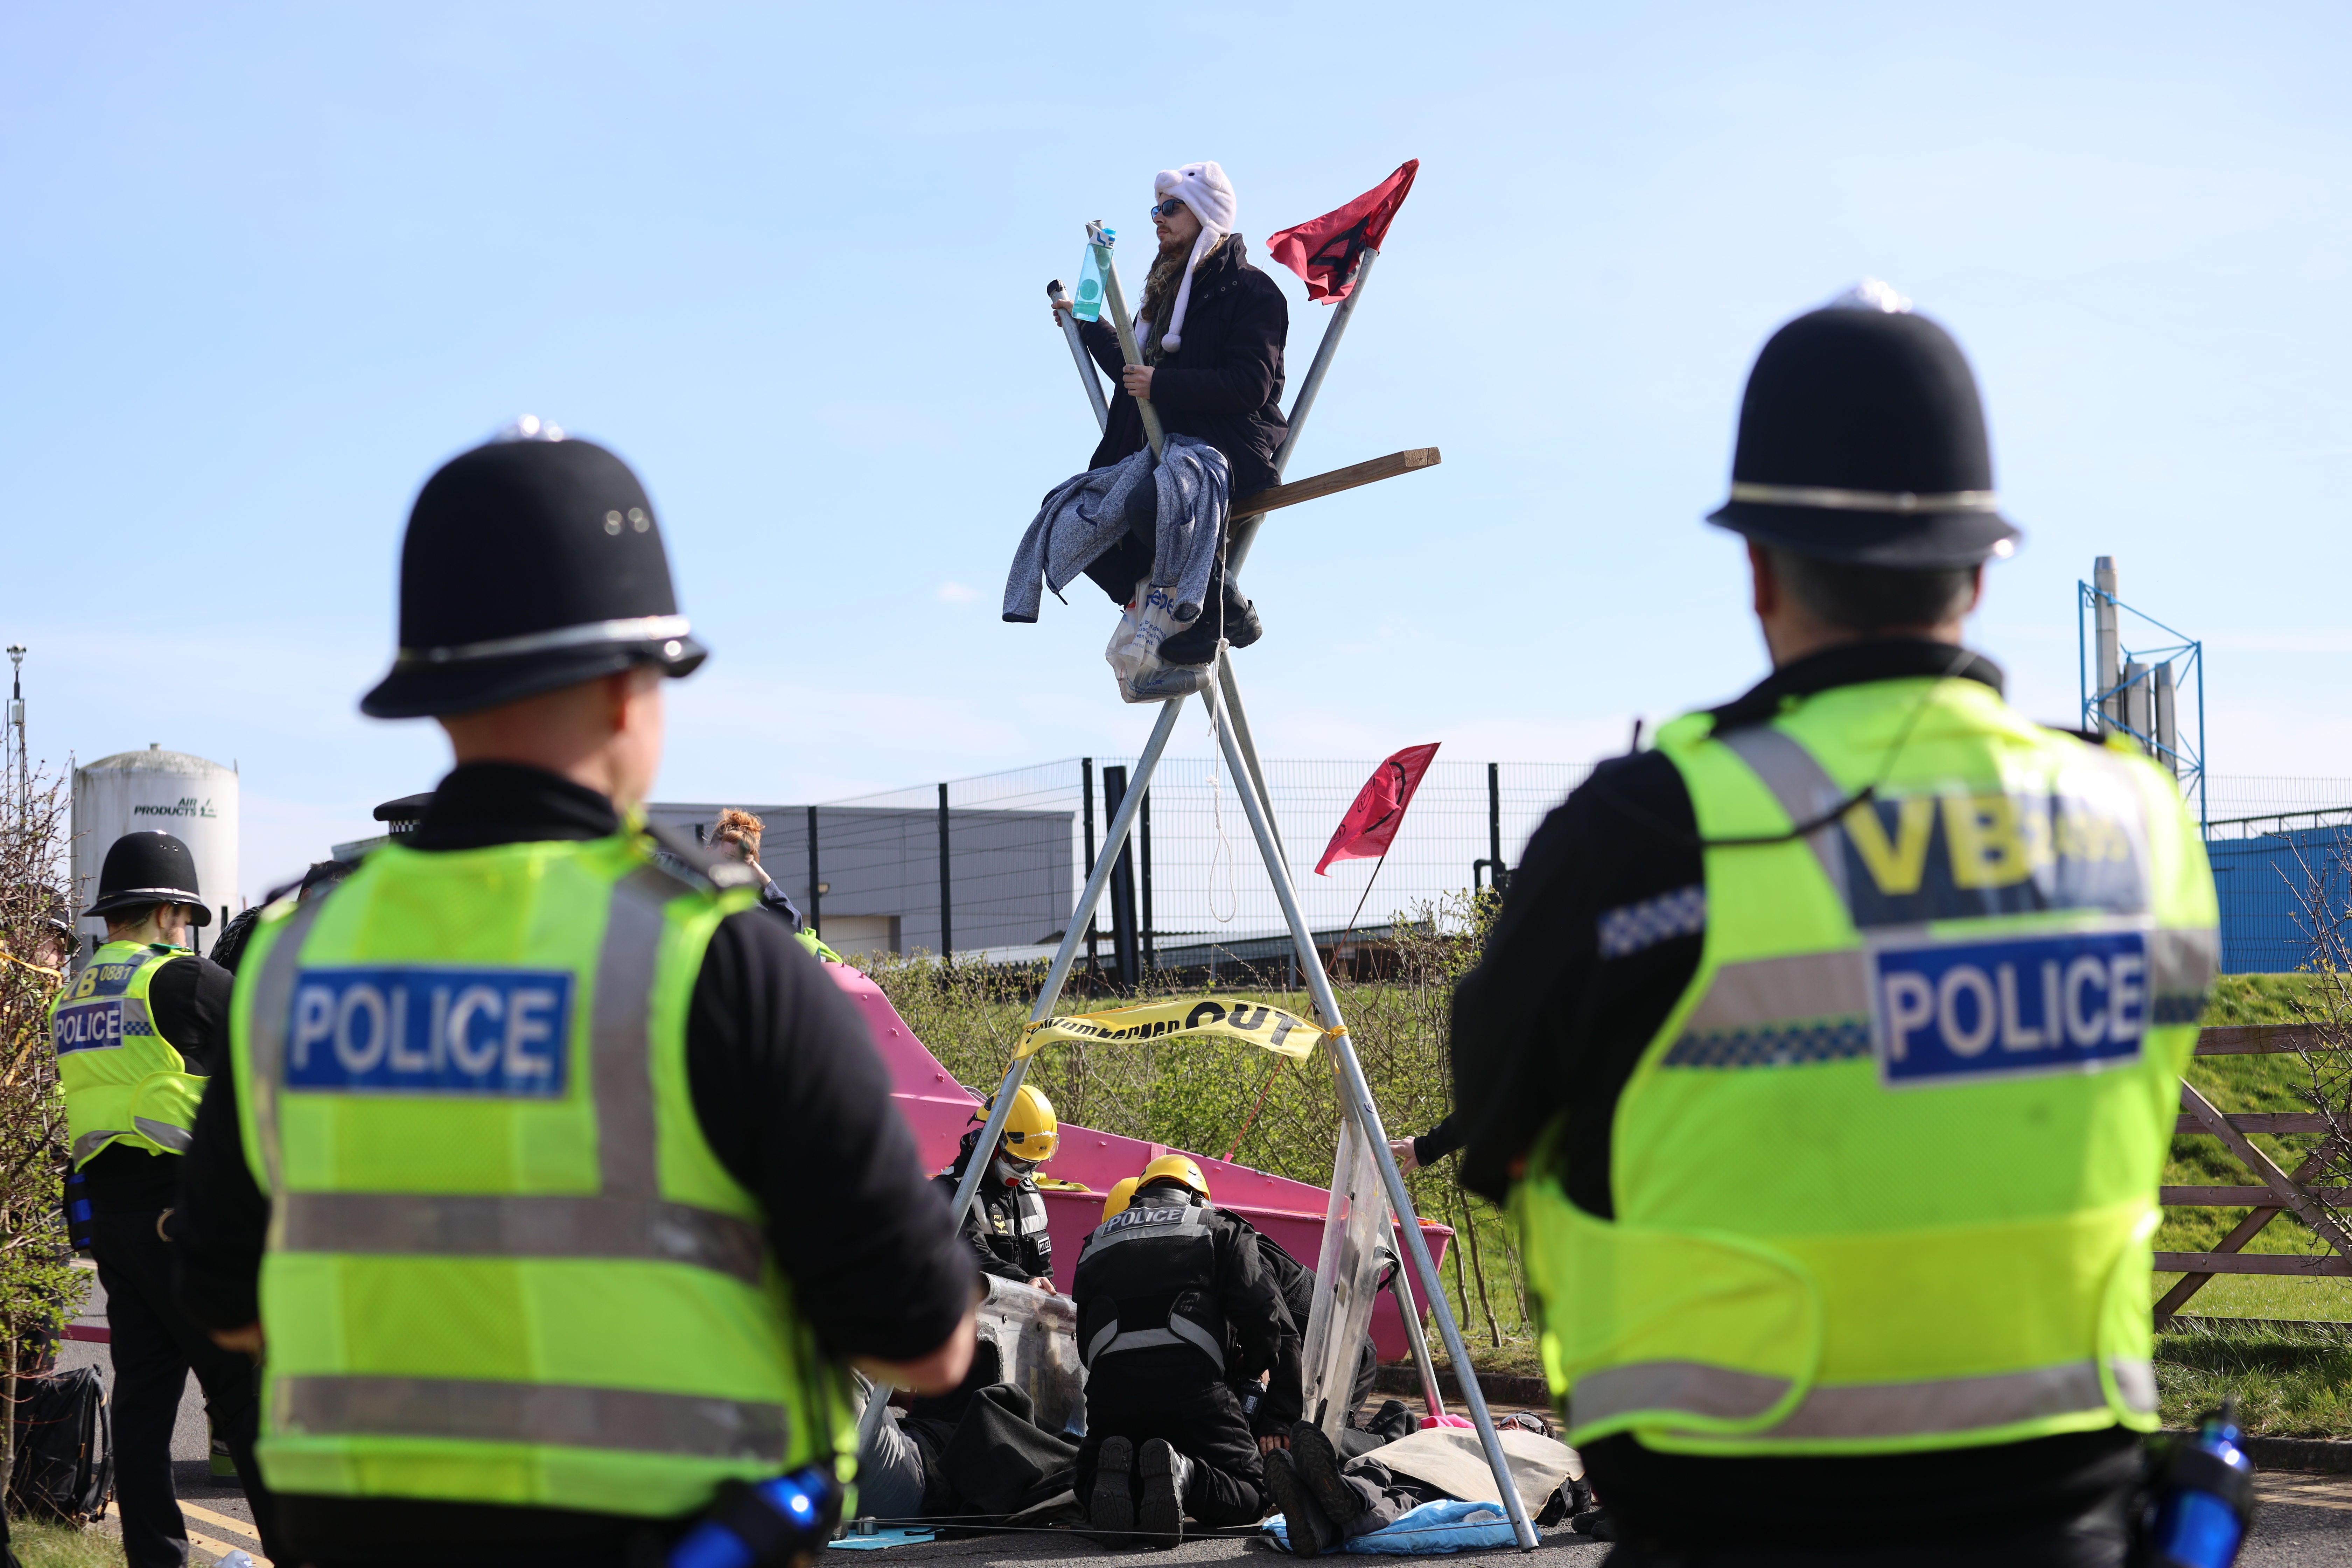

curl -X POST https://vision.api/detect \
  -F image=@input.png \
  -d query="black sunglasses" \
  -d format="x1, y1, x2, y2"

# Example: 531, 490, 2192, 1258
1150, 199, 1189, 219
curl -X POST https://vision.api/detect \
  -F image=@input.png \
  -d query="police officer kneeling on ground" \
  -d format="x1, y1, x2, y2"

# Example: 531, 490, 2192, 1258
53, 831, 283, 1568
1073, 1156, 1302, 1547
937, 1085, 1060, 1290
172, 429, 981, 1568
1454, 289, 2219, 1567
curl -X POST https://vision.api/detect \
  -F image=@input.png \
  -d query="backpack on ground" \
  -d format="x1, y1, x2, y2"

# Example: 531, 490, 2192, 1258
10, 1364, 112, 1522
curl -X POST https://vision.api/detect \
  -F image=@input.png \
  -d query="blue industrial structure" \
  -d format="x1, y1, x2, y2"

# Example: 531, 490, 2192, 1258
2208, 817, 2352, 975
2079, 559, 2207, 833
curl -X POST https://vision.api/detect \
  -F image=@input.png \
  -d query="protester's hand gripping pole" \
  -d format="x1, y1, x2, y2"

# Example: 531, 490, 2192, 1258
1086, 220, 1165, 460
1228, 246, 1380, 578
1201, 678, 1540, 1551
854, 694, 1194, 1462
1046, 279, 1110, 434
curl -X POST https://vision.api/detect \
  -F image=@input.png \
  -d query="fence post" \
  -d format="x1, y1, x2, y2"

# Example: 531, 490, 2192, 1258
1487, 762, 1504, 896
1102, 766, 1141, 990
937, 782, 953, 958
1141, 785, 1155, 973
1081, 758, 1099, 980
806, 805, 821, 938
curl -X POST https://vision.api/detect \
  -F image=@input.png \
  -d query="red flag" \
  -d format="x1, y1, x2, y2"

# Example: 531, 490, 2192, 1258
1266, 160, 1420, 304
1315, 743, 1441, 875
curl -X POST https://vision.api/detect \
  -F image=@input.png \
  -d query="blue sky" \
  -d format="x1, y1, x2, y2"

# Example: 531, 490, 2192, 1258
4, 3, 2347, 901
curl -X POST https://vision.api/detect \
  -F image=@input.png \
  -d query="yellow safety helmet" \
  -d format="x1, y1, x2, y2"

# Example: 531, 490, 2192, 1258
995, 1084, 1060, 1164
1100, 1176, 1141, 1223
1138, 1153, 1210, 1203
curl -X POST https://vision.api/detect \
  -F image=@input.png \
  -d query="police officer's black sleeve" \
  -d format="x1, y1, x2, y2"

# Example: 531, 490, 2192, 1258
1410, 1112, 1462, 1168
1451, 751, 1704, 1208
174, 1060, 269, 1331
144, 955, 235, 1076
687, 910, 977, 1364
1216, 1218, 1302, 1432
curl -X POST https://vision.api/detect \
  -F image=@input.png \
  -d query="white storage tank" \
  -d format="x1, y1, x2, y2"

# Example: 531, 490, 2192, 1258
71, 746, 240, 958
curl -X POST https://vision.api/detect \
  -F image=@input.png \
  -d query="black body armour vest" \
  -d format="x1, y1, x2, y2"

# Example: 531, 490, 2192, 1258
1072, 1200, 1227, 1371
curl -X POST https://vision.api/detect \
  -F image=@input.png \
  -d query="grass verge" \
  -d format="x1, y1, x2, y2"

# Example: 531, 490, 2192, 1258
2158, 1318, 2352, 1437
10, 1518, 120, 1567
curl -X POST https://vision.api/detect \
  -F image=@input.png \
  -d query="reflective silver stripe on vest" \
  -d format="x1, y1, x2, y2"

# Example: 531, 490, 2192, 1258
1664, 950, 1874, 1068
1714, 724, 1850, 903
72, 1128, 136, 1164
591, 866, 680, 1202
1572, 1357, 2152, 1437
276, 1191, 765, 1286
132, 1117, 195, 1154
272, 1374, 786, 1461
249, 894, 333, 1203
1016, 1187, 1049, 1235
2149, 925, 2221, 1024
1084, 1313, 1227, 1371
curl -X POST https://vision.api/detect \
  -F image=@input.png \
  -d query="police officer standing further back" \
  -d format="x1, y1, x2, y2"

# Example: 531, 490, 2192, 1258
52, 831, 281, 1567
172, 430, 980, 1568
937, 1084, 1061, 1290
1455, 290, 2218, 1566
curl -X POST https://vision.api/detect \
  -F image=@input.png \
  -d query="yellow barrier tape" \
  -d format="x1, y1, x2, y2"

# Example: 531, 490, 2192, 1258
0, 952, 61, 979
1015, 997, 1325, 1061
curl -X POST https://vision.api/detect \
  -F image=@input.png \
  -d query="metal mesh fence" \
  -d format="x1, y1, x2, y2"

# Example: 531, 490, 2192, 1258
652, 758, 1591, 962
650, 769, 2352, 967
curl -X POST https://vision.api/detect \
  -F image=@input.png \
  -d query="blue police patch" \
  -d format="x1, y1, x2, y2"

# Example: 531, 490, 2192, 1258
53, 999, 145, 1055
285, 968, 574, 1096
1873, 930, 2148, 1085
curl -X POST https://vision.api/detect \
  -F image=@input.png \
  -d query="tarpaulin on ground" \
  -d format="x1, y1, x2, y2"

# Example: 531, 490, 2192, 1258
1013, 997, 1327, 1060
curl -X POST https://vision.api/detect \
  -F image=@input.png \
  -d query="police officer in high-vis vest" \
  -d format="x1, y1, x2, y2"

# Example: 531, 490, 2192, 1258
172, 430, 980, 1568
1452, 292, 2218, 1567
1072, 1155, 1301, 1547
54, 831, 282, 1568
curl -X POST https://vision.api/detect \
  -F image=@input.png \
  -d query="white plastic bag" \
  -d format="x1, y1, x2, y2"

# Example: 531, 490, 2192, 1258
1105, 577, 1212, 703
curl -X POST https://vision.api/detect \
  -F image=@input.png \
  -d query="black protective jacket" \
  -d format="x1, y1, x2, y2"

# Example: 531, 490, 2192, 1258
934, 1130, 1053, 1284
1449, 640, 2143, 1552
1225, 1213, 1376, 1421
1072, 1186, 1302, 1436
1079, 234, 1289, 498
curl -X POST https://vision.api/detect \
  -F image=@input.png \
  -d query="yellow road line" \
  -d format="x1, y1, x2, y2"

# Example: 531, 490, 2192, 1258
180, 1499, 262, 1541
186, 1525, 269, 1563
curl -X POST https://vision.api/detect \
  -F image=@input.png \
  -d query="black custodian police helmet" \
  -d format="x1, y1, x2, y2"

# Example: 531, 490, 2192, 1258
361, 423, 707, 719
1707, 282, 2021, 569
86, 831, 210, 927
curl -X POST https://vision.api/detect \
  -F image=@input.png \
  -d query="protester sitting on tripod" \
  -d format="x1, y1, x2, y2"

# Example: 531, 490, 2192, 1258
1050, 159, 1287, 665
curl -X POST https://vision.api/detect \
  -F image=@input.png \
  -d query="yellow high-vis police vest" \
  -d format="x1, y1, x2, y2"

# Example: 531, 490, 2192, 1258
51, 941, 208, 1168
229, 831, 852, 1518
1514, 674, 2218, 1458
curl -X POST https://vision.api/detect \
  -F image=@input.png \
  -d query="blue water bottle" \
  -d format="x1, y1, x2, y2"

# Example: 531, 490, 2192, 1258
2148, 1395, 2256, 1568
1074, 230, 1112, 322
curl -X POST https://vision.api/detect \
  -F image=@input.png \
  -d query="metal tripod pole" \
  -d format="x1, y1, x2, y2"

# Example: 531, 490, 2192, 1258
1229, 246, 1380, 578
853, 694, 1191, 1460
1386, 1226, 1450, 1422
1201, 680, 1539, 1549
1047, 279, 1109, 433
1086, 222, 1163, 459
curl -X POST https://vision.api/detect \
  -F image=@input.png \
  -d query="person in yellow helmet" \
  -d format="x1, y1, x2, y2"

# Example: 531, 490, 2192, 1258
937, 1083, 1062, 1290
1100, 1175, 1142, 1223
1071, 1153, 1302, 1546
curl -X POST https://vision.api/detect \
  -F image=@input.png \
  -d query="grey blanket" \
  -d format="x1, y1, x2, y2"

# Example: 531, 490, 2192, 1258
1003, 435, 1230, 624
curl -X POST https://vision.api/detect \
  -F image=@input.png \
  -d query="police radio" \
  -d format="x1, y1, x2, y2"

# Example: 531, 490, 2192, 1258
668, 1466, 843, 1568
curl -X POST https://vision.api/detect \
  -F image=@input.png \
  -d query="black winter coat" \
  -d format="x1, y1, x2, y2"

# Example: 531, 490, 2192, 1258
1079, 234, 1289, 499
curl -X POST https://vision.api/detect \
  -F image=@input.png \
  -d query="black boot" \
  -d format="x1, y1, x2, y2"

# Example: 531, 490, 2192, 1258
1156, 554, 1262, 666
1136, 1437, 1191, 1548
1288, 1422, 1365, 1528
1262, 1448, 1342, 1556
1090, 1435, 1136, 1538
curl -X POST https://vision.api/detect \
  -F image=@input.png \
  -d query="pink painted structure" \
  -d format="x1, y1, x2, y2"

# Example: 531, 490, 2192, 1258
829, 966, 1450, 1362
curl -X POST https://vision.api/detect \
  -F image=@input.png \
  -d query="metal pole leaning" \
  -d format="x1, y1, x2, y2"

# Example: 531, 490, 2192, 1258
1086, 221, 1164, 459
854, 694, 1192, 1461
1200, 683, 1539, 1550
1229, 246, 1381, 578
1047, 280, 1109, 433
1214, 649, 1288, 874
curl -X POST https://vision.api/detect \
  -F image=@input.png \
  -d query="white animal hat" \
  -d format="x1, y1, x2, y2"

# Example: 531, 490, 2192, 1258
1153, 161, 1236, 351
